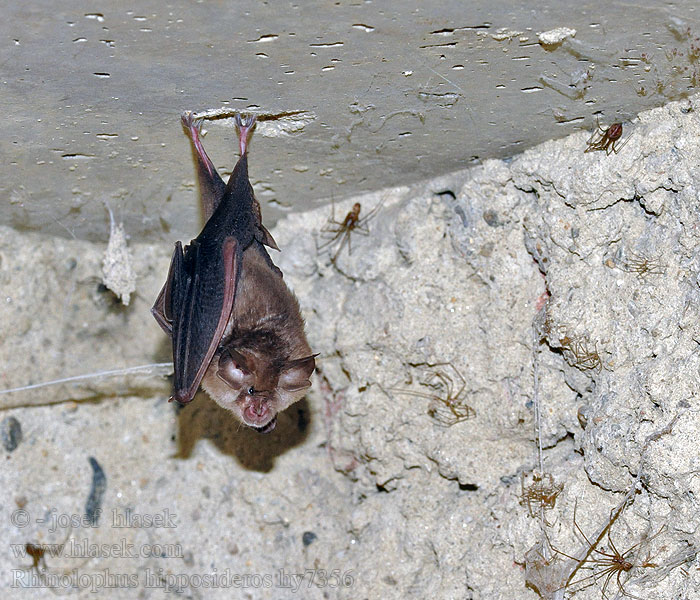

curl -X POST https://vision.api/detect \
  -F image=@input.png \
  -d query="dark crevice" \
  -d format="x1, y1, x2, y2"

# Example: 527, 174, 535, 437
458, 482, 478, 492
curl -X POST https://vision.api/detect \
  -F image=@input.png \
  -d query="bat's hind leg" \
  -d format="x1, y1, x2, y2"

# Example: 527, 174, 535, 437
235, 113, 257, 155
181, 111, 216, 179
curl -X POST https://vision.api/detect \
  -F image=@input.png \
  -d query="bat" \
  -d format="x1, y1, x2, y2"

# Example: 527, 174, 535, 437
152, 112, 315, 433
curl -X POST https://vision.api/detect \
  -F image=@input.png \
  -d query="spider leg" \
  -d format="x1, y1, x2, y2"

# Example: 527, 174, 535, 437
386, 388, 437, 402
610, 135, 631, 154
360, 198, 384, 223
607, 533, 622, 558
614, 569, 644, 600
446, 362, 466, 398
331, 230, 352, 262
617, 136, 631, 152
586, 127, 601, 146
432, 371, 453, 396
585, 117, 606, 151
565, 564, 615, 595
428, 363, 466, 398
317, 236, 337, 252
595, 115, 606, 135
584, 136, 599, 152
317, 227, 345, 251
320, 219, 345, 234
599, 566, 619, 600
573, 500, 596, 548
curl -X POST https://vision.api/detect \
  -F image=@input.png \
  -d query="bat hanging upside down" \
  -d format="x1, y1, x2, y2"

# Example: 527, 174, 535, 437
152, 112, 315, 433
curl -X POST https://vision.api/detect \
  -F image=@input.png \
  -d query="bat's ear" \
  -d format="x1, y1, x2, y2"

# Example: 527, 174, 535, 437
279, 355, 316, 392
260, 225, 280, 251
217, 349, 253, 390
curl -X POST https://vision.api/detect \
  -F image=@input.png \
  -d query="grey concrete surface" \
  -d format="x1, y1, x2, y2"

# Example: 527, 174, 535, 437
2, 1, 700, 244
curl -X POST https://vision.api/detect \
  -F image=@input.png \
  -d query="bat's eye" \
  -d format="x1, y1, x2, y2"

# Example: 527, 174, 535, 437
248, 386, 255, 395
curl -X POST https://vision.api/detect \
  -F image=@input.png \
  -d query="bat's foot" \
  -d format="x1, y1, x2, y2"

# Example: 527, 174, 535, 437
181, 111, 203, 137
180, 112, 216, 177
235, 113, 257, 155
181, 110, 195, 128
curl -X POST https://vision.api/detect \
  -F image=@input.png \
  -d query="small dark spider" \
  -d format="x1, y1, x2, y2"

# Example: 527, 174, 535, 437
550, 502, 661, 600
520, 471, 563, 518
585, 118, 628, 155
390, 362, 475, 426
25, 543, 48, 573
19, 527, 84, 580
317, 199, 382, 263
18, 542, 55, 591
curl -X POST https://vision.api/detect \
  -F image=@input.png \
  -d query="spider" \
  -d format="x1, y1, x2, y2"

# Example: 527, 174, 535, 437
18, 541, 55, 591
16, 526, 91, 592
25, 542, 48, 573
621, 251, 666, 278
390, 362, 475, 426
551, 502, 660, 599
317, 198, 382, 263
559, 335, 606, 372
584, 118, 628, 155
520, 471, 563, 518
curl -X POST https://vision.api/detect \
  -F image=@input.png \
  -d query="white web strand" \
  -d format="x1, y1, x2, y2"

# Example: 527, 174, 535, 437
0, 363, 172, 396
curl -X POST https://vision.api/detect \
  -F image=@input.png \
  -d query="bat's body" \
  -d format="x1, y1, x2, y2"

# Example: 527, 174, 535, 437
152, 113, 315, 433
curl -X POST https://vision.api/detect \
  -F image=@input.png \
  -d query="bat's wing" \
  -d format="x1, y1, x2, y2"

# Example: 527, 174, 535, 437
151, 244, 180, 336
181, 112, 226, 221
161, 235, 239, 404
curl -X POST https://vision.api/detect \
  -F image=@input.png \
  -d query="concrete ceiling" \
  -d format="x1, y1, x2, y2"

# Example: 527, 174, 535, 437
2, 1, 699, 243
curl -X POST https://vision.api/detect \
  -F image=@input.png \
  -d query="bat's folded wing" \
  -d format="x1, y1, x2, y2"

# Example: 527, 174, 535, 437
163, 236, 239, 404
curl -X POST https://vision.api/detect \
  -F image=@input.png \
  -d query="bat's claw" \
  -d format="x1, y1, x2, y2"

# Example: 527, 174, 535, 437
181, 111, 203, 136
181, 111, 195, 128
234, 113, 256, 129
235, 113, 257, 155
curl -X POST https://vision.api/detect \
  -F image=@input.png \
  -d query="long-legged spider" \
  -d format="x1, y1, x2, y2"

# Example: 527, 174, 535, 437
520, 471, 563, 519
558, 335, 608, 372
389, 362, 475, 426
621, 251, 666, 279
317, 198, 382, 262
584, 118, 629, 155
550, 502, 661, 599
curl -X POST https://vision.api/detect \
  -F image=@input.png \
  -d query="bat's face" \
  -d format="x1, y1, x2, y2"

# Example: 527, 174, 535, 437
201, 348, 315, 433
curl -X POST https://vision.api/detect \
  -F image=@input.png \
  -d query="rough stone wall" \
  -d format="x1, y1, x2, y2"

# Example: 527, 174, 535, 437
2, 95, 700, 598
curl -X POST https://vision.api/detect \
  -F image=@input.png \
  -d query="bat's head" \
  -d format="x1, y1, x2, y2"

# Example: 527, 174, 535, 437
201, 348, 315, 433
